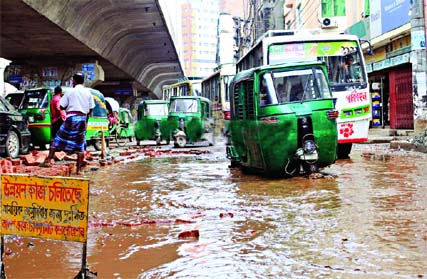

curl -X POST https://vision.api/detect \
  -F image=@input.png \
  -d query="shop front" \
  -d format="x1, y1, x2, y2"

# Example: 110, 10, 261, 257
366, 35, 414, 130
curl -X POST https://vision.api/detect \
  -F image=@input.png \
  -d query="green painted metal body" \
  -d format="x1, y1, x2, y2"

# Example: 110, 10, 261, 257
19, 87, 111, 148
19, 88, 53, 147
227, 61, 338, 176
85, 89, 110, 144
167, 96, 211, 144
134, 100, 169, 141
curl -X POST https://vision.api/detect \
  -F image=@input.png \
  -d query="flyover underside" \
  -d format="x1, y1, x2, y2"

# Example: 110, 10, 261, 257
0, 0, 183, 98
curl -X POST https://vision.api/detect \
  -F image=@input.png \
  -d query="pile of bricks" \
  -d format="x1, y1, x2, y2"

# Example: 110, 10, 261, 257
0, 146, 211, 177
0, 156, 73, 176
0, 150, 83, 176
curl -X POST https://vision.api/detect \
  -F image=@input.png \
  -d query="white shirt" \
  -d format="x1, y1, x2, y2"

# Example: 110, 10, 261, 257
60, 84, 95, 115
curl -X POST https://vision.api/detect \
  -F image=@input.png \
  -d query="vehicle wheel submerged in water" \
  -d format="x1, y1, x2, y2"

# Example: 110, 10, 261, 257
337, 143, 352, 159
155, 136, 162, 146
174, 135, 187, 148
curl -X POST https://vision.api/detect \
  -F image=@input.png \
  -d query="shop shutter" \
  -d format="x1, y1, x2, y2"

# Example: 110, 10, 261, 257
389, 68, 414, 129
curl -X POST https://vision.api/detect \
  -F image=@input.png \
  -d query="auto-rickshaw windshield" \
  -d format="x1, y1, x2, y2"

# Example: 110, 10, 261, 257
170, 99, 198, 113
260, 68, 332, 105
146, 103, 168, 116
21, 89, 48, 109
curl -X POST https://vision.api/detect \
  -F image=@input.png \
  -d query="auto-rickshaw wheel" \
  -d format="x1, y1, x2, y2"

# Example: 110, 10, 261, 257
39, 144, 48, 150
155, 136, 161, 146
93, 139, 101, 151
174, 135, 186, 148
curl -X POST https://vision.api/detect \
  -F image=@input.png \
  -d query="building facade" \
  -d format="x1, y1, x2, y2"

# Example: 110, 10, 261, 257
180, 0, 220, 78
240, 0, 426, 131
351, 0, 426, 131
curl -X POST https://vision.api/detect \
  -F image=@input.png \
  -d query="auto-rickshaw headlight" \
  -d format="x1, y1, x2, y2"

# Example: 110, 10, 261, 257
301, 117, 308, 124
303, 140, 317, 154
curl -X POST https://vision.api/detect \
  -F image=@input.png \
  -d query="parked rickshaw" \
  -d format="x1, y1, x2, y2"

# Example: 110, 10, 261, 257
18, 87, 53, 149
118, 107, 135, 142
226, 61, 338, 177
167, 96, 212, 148
134, 100, 169, 145
104, 98, 133, 147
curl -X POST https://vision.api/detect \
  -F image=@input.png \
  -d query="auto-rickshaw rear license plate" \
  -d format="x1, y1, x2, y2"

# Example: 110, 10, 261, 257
28, 116, 34, 122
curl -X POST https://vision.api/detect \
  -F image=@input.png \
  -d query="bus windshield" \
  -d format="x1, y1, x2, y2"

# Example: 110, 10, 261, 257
268, 40, 367, 87
260, 68, 332, 106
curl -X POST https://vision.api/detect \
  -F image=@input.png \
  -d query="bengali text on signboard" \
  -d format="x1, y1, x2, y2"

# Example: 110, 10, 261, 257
1, 174, 89, 242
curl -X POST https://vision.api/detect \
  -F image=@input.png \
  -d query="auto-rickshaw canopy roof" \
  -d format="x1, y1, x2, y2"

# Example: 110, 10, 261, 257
105, 97, 120, 113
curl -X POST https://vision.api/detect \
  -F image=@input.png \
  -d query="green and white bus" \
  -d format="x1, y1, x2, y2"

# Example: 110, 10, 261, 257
236, 30, 371, 158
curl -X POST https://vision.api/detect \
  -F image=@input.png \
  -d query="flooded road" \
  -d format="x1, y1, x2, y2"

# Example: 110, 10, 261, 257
3, 140, 427, 278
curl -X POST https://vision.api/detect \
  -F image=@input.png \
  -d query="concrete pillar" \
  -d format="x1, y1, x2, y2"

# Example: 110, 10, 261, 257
411, 0, 427, 138
0, 57, 12, 97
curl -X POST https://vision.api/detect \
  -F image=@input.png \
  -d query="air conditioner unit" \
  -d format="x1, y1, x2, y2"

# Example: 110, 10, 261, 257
321, 18, 338, 29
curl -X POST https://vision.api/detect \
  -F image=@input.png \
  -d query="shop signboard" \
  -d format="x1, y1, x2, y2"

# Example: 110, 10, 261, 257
370, 0, 411, 39
372, 53, 410, 71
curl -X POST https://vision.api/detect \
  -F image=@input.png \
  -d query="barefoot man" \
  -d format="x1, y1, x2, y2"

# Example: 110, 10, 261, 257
43, 72, 95, 174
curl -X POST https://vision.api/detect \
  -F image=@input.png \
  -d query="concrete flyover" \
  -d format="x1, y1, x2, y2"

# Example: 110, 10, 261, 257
0, 0, 183, 99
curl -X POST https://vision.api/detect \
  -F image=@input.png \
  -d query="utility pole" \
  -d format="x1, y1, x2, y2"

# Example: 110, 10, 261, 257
411, 0, 427, 138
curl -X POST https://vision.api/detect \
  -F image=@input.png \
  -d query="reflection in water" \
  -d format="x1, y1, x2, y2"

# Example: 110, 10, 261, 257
3, 143, 427, 278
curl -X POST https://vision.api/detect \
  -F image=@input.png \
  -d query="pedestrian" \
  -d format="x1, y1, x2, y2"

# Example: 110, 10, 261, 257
50, 86, 66, 142
42, 72, 95, 175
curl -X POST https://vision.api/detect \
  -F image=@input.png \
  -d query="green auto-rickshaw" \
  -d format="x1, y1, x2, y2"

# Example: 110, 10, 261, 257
226, 60, 338, 177
86, 88, 110, 150
19, 87, 110, 150
19, 87, 53, 149
134, 100, 169, 145
167, 96, 212, 148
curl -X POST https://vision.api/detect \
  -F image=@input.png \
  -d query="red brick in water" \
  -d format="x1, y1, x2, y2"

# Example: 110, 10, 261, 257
178, 230, 200, 240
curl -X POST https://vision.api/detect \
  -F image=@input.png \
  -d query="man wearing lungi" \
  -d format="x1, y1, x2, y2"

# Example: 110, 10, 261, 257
42, 72, 95, 175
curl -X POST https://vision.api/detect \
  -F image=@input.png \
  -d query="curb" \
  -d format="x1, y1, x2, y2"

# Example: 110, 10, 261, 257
390, 140, 427, 153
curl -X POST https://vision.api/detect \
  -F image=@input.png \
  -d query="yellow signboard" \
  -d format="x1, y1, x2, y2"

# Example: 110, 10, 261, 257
1, 174, 89, 242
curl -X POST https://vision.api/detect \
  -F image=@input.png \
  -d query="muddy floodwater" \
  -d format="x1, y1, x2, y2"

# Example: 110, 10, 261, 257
3, 140, 427, 279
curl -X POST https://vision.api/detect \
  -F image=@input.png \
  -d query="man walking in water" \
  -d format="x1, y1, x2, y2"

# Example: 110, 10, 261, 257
42, 72, 95, 174
50, 86, 66, 142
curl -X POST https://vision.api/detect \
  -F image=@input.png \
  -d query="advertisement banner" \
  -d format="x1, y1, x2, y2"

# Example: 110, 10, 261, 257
1, 174, 89, 242
269, 41, 358, 64
370, 0, 411, 38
